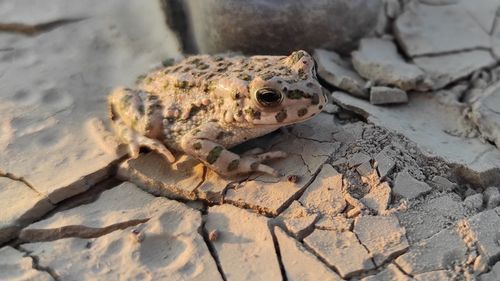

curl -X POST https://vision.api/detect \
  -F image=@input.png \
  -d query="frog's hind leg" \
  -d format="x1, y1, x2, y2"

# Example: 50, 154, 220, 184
241, 147, 264, 156
108, 87, 175, 162
183, 137, 287, 176
241, 148, 287, 160
181, 127, 287, 177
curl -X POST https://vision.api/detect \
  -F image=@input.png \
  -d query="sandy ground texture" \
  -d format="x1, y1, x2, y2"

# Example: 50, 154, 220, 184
2, 0, 500, 280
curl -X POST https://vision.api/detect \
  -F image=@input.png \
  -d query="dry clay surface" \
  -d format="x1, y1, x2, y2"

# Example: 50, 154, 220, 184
0, 0, 181, 204
2, 0, 500, 281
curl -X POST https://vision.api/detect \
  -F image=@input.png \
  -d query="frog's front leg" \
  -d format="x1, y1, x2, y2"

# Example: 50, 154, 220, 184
111, 118, 175, 162
180, 125, 287, 177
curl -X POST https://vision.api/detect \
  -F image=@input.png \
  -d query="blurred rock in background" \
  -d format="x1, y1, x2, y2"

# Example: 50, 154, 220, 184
162, 0, 382, 55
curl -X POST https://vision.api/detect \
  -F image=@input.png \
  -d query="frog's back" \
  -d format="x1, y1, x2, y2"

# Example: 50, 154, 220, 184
138, 55, 238, 98
137, 54, 299, 98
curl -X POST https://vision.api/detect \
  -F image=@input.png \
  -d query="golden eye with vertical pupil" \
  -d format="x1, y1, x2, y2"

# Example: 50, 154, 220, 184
256, 88, 283, 107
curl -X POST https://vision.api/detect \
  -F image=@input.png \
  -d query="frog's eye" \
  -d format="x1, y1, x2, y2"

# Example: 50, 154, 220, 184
256, 88, 283, 107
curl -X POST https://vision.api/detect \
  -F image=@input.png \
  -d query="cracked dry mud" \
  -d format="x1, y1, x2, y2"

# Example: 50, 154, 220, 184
2, 0, 500, 281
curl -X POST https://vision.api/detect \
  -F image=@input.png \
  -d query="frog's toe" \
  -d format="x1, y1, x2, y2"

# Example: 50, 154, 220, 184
254, 151, 287, 162
154, 145, 176, 163
253, 163, 280, 177
128, 143, 140, 158
124, 136, 175, 162
241, 148, 287, 161
241, 147, 265, 156
235, 156, 281, 177
133, 134, 175, 162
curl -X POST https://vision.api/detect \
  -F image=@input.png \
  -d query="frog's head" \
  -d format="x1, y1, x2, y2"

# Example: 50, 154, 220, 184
243, 50, 328, 127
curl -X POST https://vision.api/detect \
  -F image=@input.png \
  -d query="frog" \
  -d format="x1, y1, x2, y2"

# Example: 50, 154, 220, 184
108, 50, 328, 177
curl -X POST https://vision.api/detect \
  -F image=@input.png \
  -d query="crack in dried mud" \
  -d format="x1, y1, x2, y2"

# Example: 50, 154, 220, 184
200, 220, 228, 281
393, 262, 415, 278
0, 171, 43, 196
300, 237, 344, 278
288, 132, 336, 144
0, 18, 85, 36
269, 226, 288, 281
20, 218, 150, 243
15, 246, 60, 281
411, 46, 493, 59
353, 231, 377, 275
275, 161, 331, 218
456, 220, 483, 277
349, 235, 411, 280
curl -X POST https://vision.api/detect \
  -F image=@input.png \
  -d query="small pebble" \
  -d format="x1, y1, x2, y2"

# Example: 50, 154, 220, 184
431, 175, 457, 192
464, 187, 477, 197
287, 174, 300, 183
473, 255, 488, 274
131, 228, 145, 242
369, 86, 408, 105
484, 186, 500, 209
161, 58, 175, 67
208, 230, 219, 241
323, 103, 339, 114
463, 193, 483, 211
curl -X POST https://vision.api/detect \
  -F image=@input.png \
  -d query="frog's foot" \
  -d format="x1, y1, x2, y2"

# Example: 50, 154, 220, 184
241, 147, 265, 156
182, 137, 286, 177
239, 157, 280, 177
242, 148, 287, 161
242, 150, 287, 176
112, 119, 175, 162
252, 150, 288, 162
132, 134, 176, 163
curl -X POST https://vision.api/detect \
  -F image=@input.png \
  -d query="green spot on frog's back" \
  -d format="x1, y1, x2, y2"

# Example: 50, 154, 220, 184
162, 58, 175, 67
188, 57, 201, 65
231, 91, 241, 100
135, 74, 146, 84
188, 105, 202, 118
238, 73, 252, 81
260, 72, 275, 80
175, 80, 190, 89
289, 51, 305, 65
198, 63, 209, 70
192, 142, 202, 150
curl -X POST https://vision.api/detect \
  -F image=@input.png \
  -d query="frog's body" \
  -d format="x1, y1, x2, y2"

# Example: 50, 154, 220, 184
108, 50, 327, 176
